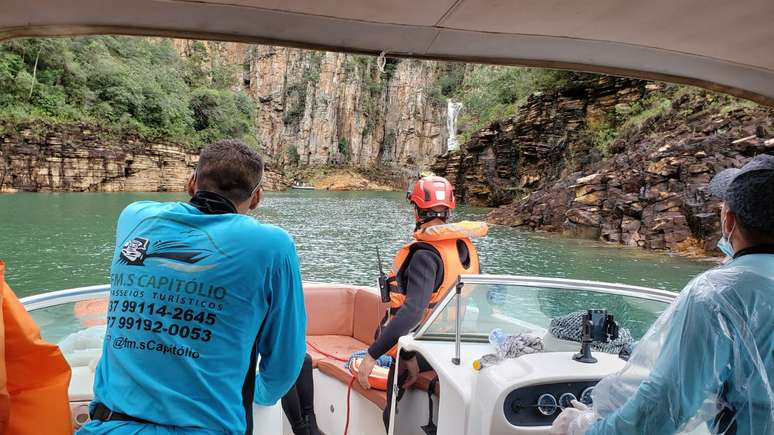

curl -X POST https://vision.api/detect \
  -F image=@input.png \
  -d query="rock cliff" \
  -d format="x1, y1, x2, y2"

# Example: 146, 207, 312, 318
1, 40, 450, 193
173, 40, 450, 172
431, 76, 652, 206
0, 122, 288, 193
433, 78, 774, 255
245, 46, 448, 171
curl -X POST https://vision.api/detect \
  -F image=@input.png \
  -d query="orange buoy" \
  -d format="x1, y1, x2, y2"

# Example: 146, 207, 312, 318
74, 296, 109, 327
348, 358, 389, 391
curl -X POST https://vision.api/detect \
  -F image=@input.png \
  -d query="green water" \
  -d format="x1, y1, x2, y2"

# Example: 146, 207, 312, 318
0, 191, 713, 298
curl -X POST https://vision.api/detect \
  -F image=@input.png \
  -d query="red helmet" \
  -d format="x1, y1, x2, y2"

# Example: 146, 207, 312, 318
407, 176, 456, 210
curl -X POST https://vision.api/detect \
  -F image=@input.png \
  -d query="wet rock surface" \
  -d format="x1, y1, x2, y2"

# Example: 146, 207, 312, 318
434, 78, 774, 255
0, 122, 289, 193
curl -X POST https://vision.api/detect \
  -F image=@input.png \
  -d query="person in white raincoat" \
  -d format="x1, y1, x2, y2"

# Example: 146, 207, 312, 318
552, 154, 774, 435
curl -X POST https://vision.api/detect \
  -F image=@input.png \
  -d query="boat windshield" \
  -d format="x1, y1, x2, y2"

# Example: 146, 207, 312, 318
415, 276, 675, 353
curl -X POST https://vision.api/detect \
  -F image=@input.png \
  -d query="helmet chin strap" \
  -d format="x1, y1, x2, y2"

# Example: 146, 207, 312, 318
415, 207, 450, 230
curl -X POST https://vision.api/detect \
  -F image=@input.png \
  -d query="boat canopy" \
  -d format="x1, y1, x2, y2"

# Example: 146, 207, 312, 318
2, 0, 773, 106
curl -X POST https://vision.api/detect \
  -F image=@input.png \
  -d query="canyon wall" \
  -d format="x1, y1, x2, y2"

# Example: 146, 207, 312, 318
247, 47, 448, 171
1, 40, 451, 194
174, 41, 450, 173
0, 122, 287, 193
432, 77, 774, 255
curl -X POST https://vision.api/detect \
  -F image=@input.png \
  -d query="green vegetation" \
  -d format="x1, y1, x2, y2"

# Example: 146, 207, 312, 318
379, 130, 397, 163
584, 94, 677, 158
282, 82, 307, 126
338, 137, 350, 160
282, 52, 323, 127
586, 119, 617, 157
343, 55, 395, 136
428, 65, 576, 142
426, 63, 466, 107
0, 36, 257, 148
618, 96, 673, 133
287, 144, 301, 165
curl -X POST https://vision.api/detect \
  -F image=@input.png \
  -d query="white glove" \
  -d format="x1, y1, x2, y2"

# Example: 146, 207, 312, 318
551, 400, 597, 435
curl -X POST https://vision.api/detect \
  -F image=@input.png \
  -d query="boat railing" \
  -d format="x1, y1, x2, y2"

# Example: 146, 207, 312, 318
21, 285, 110, 311
20, 275, 679, 314
20, 281, 379, 311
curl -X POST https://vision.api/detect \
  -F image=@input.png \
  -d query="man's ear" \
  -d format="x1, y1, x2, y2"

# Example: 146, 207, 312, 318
722, 206, 736, 234
186, 172, 196, 197
248, 188, 262, 211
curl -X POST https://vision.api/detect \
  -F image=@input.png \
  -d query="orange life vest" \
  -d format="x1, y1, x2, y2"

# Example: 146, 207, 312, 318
0, 260, 72, 435
383, 222, 486, 358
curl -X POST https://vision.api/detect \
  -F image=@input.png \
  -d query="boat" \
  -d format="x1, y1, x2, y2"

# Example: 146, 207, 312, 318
4, 0, 772, 434
291, 184, 316, 191
22, 277, 703, 434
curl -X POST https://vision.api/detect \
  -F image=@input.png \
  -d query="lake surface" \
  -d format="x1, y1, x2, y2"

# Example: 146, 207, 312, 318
0, 191, 714, 298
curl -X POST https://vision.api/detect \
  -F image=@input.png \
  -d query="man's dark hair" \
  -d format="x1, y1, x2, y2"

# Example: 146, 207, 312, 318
728, 170, 774, 243
735, 213, 774, 244
196, 139, 264, 203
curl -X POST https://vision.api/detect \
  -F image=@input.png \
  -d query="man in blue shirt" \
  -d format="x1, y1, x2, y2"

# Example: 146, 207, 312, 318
78, 140, 307, 434
553, 154, 774, 435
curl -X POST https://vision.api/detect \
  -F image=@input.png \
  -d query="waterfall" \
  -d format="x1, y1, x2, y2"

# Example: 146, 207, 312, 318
447, 100, 463, 151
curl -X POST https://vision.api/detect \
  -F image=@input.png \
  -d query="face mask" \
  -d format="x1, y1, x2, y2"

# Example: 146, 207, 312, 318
717, 236, 735, 257
718, 212, 736, 257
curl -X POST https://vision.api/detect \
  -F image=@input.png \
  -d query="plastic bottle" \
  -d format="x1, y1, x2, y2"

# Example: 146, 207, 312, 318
474, 329, 510, 371
489, 328, 508, 347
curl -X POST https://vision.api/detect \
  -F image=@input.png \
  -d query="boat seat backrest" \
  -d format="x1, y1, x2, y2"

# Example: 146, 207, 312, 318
353, 287, 388, 346
302, 284, 387, 344
304, 285, 357, 337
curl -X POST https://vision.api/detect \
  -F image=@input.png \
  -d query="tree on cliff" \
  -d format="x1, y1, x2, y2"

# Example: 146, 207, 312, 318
0, 36, 257, 148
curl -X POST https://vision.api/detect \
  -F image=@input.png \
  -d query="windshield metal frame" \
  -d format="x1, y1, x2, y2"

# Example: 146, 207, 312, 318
413, 274, 678, 340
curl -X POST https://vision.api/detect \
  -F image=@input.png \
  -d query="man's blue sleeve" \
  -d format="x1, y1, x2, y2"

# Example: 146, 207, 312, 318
586, 293, 733, 435
253, 239, 307, 406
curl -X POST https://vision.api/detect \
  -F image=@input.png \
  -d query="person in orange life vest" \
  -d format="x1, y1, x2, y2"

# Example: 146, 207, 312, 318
356, 175, 481, 431
0, 260, 72, 435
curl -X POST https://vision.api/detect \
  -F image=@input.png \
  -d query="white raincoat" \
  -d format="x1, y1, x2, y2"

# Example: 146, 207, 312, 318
554, 250, 774, 435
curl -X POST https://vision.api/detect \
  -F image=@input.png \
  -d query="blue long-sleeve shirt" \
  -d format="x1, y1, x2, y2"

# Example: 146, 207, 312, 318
587, 252, 774, 435
78, 200, 307, 434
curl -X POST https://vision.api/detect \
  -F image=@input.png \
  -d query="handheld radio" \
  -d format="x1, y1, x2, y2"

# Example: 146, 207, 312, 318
376, 247, 391, 303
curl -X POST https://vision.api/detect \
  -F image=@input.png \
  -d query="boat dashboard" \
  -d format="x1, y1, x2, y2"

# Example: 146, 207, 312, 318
503, 379, 599, 427
396, 336, 627, 434
390, 274, 681, 435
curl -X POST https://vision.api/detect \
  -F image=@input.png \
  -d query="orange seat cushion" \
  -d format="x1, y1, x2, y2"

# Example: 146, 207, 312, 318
317, 359, 388, 410
306, 335, 368, 367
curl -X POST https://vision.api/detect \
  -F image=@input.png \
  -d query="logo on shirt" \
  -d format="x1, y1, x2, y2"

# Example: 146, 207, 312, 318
120, 237, 149, 265
118, 237, 216, 272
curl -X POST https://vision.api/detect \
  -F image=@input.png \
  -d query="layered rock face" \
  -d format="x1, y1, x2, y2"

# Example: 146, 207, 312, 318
241, 46, 449, 171
489, 100, 774, 253
432, 76, 651, 206
1, 41, 450, 194
0, 123, 288, 193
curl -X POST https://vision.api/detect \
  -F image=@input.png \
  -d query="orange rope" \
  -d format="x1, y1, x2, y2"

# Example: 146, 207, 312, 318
306, 340, 349, 363
344, 376, 356, 435
306, 341, 357, 434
